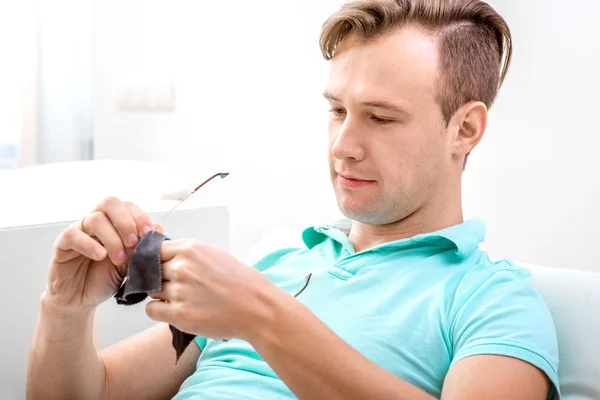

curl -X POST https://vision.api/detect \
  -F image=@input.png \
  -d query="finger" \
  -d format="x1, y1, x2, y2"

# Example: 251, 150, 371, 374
160, 240, 184, 263
147, 289, 168, 301
146, 299, 173, 324
93, 196, 139, 248
55, 224, 107, 262
154, 224, 164, 234
147, 281, 173, 301
162, 257, 193, 282
161, 239, 207, 261
123, 201, 154, 237
83, 211, 127, 266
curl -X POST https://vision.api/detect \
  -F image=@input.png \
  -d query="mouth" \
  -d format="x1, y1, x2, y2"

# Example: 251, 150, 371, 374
337, 173, 375, 189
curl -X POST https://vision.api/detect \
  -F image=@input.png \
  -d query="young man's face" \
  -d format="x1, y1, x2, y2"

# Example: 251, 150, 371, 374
326, 25, 455, 225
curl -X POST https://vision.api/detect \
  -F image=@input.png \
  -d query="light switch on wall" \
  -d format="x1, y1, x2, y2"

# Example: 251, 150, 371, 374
115, 79, 175, 112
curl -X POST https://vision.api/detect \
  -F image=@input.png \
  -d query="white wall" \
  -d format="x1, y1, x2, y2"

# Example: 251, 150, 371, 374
39, 0, 94, 163
464, 0, 600, 272
93, 0, 345, 259
0, 1, 34, 168
93, 0, 599, 272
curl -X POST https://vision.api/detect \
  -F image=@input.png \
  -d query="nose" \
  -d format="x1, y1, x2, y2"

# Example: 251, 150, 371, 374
330, 115, 366, 161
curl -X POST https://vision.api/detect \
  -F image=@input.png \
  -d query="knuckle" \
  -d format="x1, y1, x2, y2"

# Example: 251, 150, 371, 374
62, 227, 77, 242
85, 212, 99, 225
54, 232, 67, 249
53, 235, 61, 249
84, 212, 104, 234
170, 263, 183, 281
101, 195, 121, 208
181, 242, 198, 257
59, 227, 82, 250
191, 240, 207, 254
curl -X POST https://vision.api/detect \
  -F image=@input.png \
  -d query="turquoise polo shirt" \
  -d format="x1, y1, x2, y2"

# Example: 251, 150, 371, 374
174, 220, 560, 399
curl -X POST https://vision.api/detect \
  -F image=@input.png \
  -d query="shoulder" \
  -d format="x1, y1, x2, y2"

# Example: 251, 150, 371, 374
454, 254, 533, 302
451, 254, 552, 339
448, 252, 560, 394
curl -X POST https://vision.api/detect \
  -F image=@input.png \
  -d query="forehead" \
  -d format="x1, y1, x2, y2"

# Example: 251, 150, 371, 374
327, 25, 440, 107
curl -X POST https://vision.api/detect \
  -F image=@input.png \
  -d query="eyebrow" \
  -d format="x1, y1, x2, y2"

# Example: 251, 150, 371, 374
322, 91, 410, 116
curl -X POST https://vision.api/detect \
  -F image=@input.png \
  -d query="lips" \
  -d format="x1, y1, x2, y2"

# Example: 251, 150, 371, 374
337, 172, 373, 182
337, 172, 375, 189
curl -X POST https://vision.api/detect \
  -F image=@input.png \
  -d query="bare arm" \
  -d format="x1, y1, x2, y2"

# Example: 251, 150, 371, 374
27, 297, 199, 400
441, 354, 551, 399
99, 323, 199, 400
27, 298, 104, 400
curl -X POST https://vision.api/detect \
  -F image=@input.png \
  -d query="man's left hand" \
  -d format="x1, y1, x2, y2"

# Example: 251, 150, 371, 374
145, 240, 277, 341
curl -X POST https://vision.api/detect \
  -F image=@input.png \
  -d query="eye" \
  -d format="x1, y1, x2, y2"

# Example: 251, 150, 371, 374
371, 115, 394, 125
329, 108, 346, 117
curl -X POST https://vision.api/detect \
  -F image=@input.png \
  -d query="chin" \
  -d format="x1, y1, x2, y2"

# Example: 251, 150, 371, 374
337, 197, 384, 224
336, 193, 406, 225
340, 206, 407, 225
339, 208, 386, 224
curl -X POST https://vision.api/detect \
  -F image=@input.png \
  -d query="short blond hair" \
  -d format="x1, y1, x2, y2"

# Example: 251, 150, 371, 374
320, 0, 512, 124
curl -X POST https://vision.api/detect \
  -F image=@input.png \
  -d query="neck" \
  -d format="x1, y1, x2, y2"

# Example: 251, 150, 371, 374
348, 179, 464, 253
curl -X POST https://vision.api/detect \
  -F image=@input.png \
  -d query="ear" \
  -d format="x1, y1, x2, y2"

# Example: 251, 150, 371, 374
449, 101, 488, 162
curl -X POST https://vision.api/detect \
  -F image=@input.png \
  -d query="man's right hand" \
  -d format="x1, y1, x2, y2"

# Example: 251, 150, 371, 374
28, 197, 198, 400
44, 196, 162, 311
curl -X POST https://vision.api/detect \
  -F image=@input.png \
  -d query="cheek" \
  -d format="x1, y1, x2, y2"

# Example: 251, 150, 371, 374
328, 123, 343, 165
327, 120, 339, 148
374, 130, 436, 184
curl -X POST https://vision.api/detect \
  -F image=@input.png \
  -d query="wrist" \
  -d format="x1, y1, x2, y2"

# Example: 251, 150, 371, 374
38, 292, 96, 343
242, 281, 292, 346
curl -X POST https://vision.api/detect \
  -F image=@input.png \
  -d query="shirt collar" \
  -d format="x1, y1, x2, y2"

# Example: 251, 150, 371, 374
302, 219, 486, 259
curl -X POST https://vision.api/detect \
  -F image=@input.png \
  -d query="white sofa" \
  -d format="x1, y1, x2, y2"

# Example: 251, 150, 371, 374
523, 263, 600, 399
0, 159, 196, 228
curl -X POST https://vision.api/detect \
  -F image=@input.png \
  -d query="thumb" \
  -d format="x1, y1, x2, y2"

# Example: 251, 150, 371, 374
117, 254, 131, 278
116, 248, 136, 278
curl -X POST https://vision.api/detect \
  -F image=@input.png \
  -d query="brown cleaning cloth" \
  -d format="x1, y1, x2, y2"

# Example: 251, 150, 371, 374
114, 230, 195, 362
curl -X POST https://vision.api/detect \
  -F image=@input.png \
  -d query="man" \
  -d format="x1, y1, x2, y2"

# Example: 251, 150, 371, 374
27, 0, 560, 399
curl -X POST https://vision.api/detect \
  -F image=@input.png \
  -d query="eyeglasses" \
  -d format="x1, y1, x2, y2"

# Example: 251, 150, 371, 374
153, 172, 229, 230
154, 172, 311, 298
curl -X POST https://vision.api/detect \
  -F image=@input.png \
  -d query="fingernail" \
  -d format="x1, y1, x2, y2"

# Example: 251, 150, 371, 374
117, 249, 127, 263
144, 225, 152, 234
128, 233, 138, 247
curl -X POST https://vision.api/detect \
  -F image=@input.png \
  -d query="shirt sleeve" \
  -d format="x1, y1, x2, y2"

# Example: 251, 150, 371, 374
449, 266, 560, 399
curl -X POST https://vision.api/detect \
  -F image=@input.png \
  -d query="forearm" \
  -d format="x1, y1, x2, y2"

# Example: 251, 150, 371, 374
27, 295, 106, 400
248, 290, 435, 400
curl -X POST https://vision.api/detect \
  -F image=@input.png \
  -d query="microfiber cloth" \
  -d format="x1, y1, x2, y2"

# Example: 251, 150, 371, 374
114, 230, 195, 362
